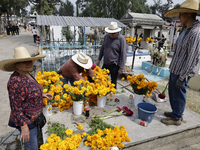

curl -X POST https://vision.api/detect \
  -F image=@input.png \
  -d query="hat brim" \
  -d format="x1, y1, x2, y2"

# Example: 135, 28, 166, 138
0, 54, 46, 72
72, 53, 93, 69
105, 27, 121, 33
164, 7, 200, 17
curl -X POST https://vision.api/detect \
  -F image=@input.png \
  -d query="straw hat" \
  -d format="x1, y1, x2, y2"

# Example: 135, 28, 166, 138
164, 0, 200, 17
105, 22, 121, 33
72, 52, 92, 69
0, 46, 46, 72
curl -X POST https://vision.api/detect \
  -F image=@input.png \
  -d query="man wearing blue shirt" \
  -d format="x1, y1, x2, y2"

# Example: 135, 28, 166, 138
97, 22, 127, 88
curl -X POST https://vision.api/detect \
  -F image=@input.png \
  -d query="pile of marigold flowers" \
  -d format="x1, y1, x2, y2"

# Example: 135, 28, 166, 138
36, 71, 73, 111
127, 74, 157, 98
85, 125, 130, 149
40, 128, 86, 150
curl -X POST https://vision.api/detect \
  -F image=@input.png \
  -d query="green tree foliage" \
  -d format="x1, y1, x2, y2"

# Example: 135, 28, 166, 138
29, 0, 61, 15
76, 0, 150, 19
59, 0, 74, 16
0, 0, 29, 24
150, 0, 174, 22
31, 0, 57, 15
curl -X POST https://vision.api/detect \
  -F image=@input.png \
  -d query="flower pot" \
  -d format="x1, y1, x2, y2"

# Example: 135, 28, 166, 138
73, 101, 83, 115
134, 94, 143, 106
97, 96, 106, 108
43, 103, 52, 117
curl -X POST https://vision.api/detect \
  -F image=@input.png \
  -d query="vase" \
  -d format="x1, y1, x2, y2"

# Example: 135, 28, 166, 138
134, 93, 143, 107
73, 101, 83, 115
43, 102, 52, 117
97, 96, 106, 108
146, 43, 149, 50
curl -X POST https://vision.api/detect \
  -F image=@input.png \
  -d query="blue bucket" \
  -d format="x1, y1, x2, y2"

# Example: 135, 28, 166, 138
137, 102, 157, 123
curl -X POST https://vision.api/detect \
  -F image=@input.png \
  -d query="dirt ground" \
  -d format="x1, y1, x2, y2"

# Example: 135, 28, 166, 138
156, 78, 200, 115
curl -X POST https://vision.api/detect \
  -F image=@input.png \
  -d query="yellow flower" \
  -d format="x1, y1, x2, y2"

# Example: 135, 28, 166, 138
118, 143, 124, 148
121, 77, 125, 81
65, 129, 73, 135
43, 89, 48, 93
77, 124, 83, 130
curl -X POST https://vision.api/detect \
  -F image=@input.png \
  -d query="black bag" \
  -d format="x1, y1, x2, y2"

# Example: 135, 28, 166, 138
25, 112, 46, 128
33, 112, 46, 128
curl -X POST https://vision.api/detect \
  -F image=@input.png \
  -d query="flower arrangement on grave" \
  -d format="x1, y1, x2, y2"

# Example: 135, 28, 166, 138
36, 71, 73, 112
145, 37, 155, 44
91, 66, 116, 97
126, 36, 142, 45
63, 79, 92, 102
81, 66, 116, 105
146, 44, 168, 75
127, 74, 157, 98
85, 122, 131, 149
40, 122, 86, 150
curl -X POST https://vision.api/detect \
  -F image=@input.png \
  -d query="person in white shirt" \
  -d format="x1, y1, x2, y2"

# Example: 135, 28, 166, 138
32, 27, 37, 43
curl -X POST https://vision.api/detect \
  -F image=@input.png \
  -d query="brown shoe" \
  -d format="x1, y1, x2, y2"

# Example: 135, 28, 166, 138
164, 112, 183, 121
161, 116, 181, 126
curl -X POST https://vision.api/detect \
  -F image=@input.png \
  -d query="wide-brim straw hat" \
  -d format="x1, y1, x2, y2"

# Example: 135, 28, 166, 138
72, 52, 93, 69
105, 22, 122, 33
0, 46, 46, 72
164, 0, 200, 17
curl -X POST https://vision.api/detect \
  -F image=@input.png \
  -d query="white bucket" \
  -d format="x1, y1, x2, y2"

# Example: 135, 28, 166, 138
43, 104, 52, 117
134, 94, 143, 106
97, 96, 106, 107
73, 101, 83, 115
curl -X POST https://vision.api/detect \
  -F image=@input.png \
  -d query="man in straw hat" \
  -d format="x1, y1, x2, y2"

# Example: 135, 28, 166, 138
0, 47, 53, 149
161, 0, 200, 125
96, 22, 126, 88
58, 52, 95, 86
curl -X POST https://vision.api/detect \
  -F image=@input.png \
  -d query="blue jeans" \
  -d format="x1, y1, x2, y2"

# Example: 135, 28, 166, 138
102, 64, 119, 89
168, 73, 190, 120
20, 126, 40, 150
60, 76, 76, 86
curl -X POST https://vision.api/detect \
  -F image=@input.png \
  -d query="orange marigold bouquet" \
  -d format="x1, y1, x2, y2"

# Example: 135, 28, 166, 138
127, 74, 157, 98
81, 66, 116, 105
36, 71, 73, 112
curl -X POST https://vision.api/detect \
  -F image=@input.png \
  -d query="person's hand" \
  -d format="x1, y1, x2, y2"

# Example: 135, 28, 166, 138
96, 60, 100, 66
118, 70, 123, 74
20, 124, 30, 143
43, 93, 53, 99
175, 79, 185, 89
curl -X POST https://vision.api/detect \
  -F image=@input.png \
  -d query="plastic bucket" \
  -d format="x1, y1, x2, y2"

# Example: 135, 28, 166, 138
137, 102, 157, 123
73, 101, 83, 115
97, 96, 106, 107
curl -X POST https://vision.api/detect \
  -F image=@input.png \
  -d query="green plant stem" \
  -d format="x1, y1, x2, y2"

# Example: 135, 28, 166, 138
99, 110, 125, 120
161, 82, 169, 95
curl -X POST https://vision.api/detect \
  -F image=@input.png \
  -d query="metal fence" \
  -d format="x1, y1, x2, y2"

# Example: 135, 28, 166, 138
40, 39, 103, 71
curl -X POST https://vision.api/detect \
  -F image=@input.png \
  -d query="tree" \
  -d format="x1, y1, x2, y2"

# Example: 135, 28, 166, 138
78, 0, 150, 19
32, 0, 57, 15
150, 0, 174, 22
58, 0, 74, 16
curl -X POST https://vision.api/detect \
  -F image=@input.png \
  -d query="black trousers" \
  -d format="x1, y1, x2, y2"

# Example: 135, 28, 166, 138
33, 35, 37, 43
102, 64, 119, 89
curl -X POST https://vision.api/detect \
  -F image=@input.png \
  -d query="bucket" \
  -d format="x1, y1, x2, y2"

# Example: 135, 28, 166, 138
137, 102, 157, 123
73, 101, 83, 115
43, 103, 52, 117
97, 96, 106, 107
134, 93, 143, 106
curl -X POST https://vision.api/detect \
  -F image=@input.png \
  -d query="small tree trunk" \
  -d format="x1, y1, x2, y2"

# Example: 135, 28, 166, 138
40, 0, 46, 40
